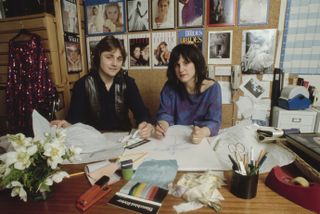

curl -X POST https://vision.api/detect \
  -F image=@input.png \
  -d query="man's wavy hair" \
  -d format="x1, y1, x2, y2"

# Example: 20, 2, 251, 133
166, 43, 209, 100
91, 35, 127, 72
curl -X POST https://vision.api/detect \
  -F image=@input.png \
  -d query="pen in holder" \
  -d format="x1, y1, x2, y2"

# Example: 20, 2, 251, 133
230, 170, 259, 199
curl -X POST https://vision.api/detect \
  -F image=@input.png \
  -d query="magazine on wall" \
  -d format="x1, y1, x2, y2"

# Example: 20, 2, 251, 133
65, 33, 82, 73
84, 0, 126, 36
207, 0, 236, 27
151, 0, 175, 30
61, 0, 79, 34
177, 0, 204, 28
128, 33, 151, 69
207, 30, 233, 64
127, 0, 150, 32
86, 35, 128, 70
151, 31, 176, 68
177, 28, 204, 52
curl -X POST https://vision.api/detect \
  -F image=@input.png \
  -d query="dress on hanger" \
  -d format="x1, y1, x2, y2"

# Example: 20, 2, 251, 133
6, 31, 57, 136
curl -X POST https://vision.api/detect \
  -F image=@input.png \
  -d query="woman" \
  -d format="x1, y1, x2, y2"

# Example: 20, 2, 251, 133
154, 44, 222, 143
154, 0, 170, 29
51, 36, 153, 138
103, 3, 123, 32
155, 41, 170, 66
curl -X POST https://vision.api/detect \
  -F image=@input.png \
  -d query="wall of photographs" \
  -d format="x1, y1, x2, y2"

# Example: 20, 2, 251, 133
81, 0, 280, 126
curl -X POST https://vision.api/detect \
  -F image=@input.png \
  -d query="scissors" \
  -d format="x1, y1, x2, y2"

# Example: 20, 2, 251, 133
228, 142, 245, 162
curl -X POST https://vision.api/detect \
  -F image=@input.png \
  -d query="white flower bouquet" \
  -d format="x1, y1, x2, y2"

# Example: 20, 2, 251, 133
0, 129, 81, 201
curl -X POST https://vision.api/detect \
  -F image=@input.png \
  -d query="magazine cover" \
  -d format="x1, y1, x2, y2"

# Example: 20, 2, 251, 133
65, 33, 82, 73
86, 35, 128, 70
241, 29, 276, 74
61, 0, 79, 34
127, 0, 149, 32
207, 30, 233, 64
128, 33, 151, 69
151, 0, 175, 29
152, 31, 176, 68
207, 0, 236, 27
177, 28, 204, 52
177, 0, 204, 28
84, 0, 126, 35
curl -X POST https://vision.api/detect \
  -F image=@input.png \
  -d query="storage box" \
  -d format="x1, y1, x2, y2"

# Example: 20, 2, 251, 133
272, 106, 317, 133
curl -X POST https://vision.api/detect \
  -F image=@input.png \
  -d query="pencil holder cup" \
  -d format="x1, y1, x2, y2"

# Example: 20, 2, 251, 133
230, 171, 259, 199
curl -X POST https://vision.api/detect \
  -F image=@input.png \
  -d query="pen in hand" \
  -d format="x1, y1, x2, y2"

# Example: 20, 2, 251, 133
156, 121, 166, 137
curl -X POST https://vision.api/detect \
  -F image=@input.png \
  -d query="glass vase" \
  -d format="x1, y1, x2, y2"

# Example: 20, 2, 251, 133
28, 191, 50, 201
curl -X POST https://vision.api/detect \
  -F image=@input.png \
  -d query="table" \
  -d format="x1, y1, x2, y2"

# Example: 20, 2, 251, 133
0, 164, 313, 214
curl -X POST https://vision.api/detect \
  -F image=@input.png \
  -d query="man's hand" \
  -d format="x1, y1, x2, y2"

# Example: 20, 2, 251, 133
137, 121, 154, 139
50, 120, 71, 128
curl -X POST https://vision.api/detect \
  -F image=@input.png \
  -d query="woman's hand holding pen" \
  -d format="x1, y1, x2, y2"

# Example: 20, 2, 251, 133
154, 120, 169, 139
137, 121, 154, 139
191, 126, 211, 144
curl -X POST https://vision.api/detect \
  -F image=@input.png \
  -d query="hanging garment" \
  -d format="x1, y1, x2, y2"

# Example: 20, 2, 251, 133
6, 32, 57, 136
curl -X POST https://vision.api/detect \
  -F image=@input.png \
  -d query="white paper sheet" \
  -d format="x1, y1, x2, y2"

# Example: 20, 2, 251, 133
122, 125, 223, 171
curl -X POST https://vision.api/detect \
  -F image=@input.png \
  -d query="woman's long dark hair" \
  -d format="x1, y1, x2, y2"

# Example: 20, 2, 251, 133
167, 43, 208, 100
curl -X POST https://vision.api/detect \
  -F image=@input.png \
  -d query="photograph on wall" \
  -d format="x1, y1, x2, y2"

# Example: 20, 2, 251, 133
241, 29, 277, 74
86, 35, 128, 70
177, 0, 203, 28
178, 28, 204, 52
240, 77, 266, 100
207, 30, 232, 64
128, 33, 151, 69
207, 0, 236, 26
151, 0, 175, 30
61, 0, 79, 34
65, 33, 82, 73
238, 0, 269, 25
127, 0, 149, 32
152, 31, 176, 68
85, 0, 126, 35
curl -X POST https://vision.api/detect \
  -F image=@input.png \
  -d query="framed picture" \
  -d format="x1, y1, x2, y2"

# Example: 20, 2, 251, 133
238, 0, 269, 26
61, 0, 79, 34
177, 28, 204, 52
127, 0, 149, 32
241, 29, 277, 74
207, 0, 236, 26
128, 33, 151, 69
152, 31, 176, 68
84, 0, 126, 36
65, 33, 82, 73
177, 0, 204, 28
86, 35, 128, 70
207, 30, 233, 64
151, 0, 175, 30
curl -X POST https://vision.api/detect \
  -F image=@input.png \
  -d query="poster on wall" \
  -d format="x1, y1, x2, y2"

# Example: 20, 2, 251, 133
207, 30, 232, 64
177, 28, 204, 52
128, 33, 151, 69
207, 0, 236, 27
238, 0, 269, 25
86, 35, 128, 70
127, 0, 149, 32
151, 31, 176, 68
65, 33, 82, 73
84, 0, 126, 35
151, 0, 175, 30
177, 0, 204, 28
241, 29, 276, 74
61, 0, 79, 34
